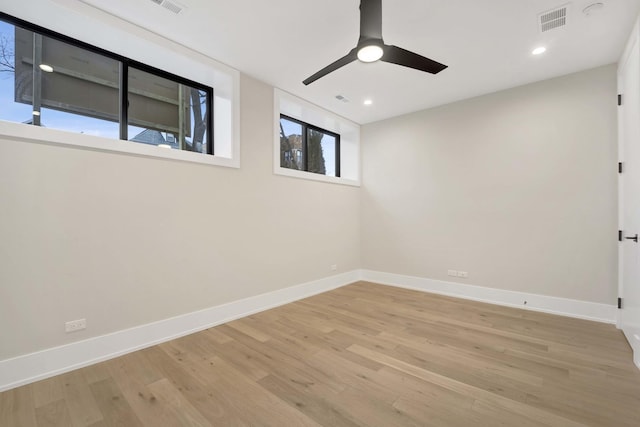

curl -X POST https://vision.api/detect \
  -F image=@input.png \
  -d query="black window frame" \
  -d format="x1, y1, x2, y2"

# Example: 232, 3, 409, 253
0, 12, 214, 155
280, 114, 341, 177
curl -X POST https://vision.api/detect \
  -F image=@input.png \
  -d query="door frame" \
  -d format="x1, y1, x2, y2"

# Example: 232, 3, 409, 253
618, 16, 640, 369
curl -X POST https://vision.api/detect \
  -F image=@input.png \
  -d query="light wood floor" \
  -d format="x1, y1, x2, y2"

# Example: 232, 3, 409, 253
2, 281, 640, 426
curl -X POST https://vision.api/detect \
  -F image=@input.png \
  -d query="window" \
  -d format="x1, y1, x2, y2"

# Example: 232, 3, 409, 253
280, 115, 340, 177
127, 67, 211, 154
0, 13, 213, 155
274, 89, 360, 186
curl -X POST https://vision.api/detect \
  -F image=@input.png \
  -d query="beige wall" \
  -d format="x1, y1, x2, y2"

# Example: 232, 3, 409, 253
361, 65, 618, 304
0, 59, 618, 363
0, 74, 361, 360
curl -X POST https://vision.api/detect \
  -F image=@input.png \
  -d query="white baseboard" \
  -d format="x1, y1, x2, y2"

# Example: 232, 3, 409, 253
361, 270, 617, 324
621, 329, 640, 370
1, 269, 620, 392
0, 270, 360, 392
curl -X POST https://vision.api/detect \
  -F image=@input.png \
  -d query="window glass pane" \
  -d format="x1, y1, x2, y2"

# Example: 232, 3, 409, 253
0, 22, 32, 122
307, 129, 337, 177
280, 117, 303, 170
320, 133, 337, 177
307, 128, 327, 175
1, 21, 119, 137
128, 67, 209, 153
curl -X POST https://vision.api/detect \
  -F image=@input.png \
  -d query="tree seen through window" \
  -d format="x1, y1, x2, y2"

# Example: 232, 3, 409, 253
280, 115, 339, 177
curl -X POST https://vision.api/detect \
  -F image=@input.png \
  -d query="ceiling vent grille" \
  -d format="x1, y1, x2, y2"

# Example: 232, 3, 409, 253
539, 5, 568, 32
149, 0, 185, 15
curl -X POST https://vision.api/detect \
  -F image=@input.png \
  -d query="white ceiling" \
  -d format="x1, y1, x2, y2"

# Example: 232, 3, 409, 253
79, 0, 640, 124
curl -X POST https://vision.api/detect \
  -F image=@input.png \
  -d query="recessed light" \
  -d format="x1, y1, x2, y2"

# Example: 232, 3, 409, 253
32, 111, 40, 116
39, 64, 54, 72
363, 99, 373, 106
532, 47, 547, 55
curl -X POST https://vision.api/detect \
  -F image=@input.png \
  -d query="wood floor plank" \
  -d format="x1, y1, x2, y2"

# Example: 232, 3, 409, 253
257, 374, 359, 427
89, 378, 143, 427
2, 281, 639, 426
32, 377, 65, 409
393, 392, 526, 427
525, 389, 640, 427
105, 352, 192, 427
60, 370, 104, 427
374, 366, 475, 411
34, 399, 72, 427
201, 327, 233, 345
215, 324, 346, 394
0, 386, 38, 427
347, 343, 587, 427
81, 362, 111, 386
306, 350, 395, 405
159, 341, 323, 427
140, 346, 240, 424
226, 319, 271, 343
145, 378, 212, 426
329, 385, 425, 427
203, 337, 272, 382
469, 398, 550, 427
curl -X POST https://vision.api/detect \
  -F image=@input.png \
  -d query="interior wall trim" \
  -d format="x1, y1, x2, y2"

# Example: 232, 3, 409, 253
0, 269, 619, 391
361, 270, 617, 324
0, 270, 360, 392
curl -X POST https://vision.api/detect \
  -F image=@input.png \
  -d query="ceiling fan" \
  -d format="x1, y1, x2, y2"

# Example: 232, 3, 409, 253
303, 0, 448, 85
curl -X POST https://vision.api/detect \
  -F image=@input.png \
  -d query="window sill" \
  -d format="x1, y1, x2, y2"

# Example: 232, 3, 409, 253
0, 120, 239, 169
274, 166, 360, 187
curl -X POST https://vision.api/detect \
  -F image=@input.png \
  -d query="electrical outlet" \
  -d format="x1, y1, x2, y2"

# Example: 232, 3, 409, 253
65, 318, 86, 333
457, 271, 468, 278
447, 270, 457, 277
330, 264, 338, 271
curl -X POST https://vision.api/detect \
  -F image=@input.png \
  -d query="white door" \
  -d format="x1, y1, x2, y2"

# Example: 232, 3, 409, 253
619, 19, 640, 369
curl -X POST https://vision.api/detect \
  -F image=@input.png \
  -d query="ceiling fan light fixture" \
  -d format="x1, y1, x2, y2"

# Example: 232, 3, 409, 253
357, 45, 384, 62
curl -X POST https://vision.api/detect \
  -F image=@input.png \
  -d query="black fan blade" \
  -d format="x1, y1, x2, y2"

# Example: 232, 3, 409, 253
303, 48, 358, 85
359, 0, 382, 40
382, 45, 447, 74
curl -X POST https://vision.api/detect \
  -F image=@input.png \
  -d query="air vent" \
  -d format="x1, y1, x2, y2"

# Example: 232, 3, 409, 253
149, 0, 185, 15
162, 1, 184, 14
335, 95, 350, 103
539, 5, 568, 32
